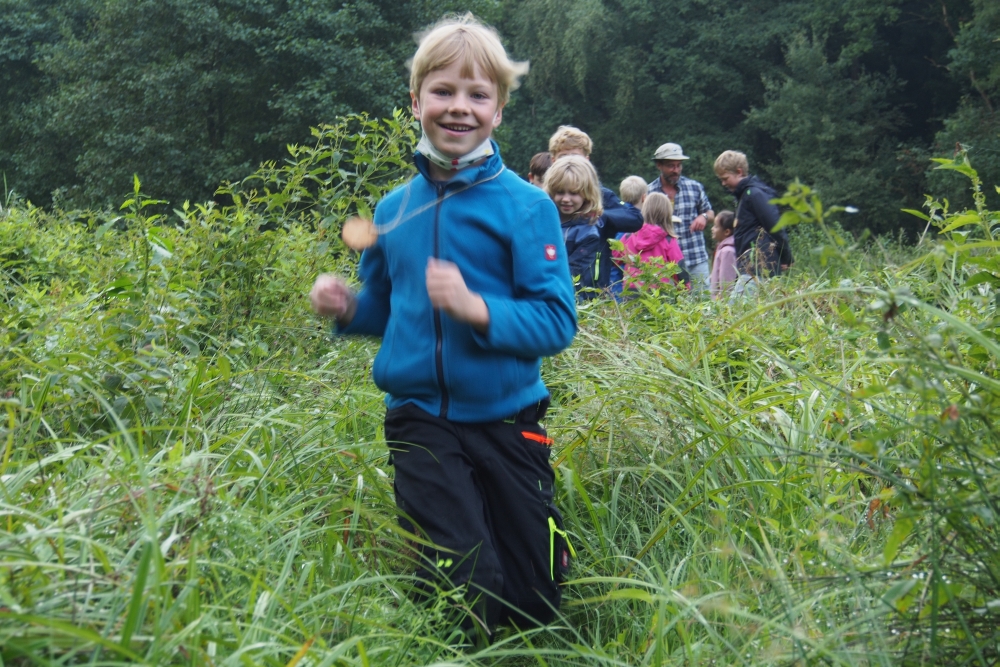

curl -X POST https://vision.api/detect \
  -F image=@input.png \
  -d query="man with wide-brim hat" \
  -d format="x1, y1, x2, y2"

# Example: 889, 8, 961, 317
648, 142, 714, 294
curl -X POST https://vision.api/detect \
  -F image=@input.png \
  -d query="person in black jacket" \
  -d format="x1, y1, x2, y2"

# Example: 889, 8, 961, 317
713, 150, 792, 290
548, 126, 644, 290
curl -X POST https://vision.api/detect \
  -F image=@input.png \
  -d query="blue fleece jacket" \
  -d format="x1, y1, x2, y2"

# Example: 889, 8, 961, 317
339, 142, 578, 422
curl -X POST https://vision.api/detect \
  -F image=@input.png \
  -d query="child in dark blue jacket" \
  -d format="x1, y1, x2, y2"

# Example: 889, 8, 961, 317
310, 16, 577, 635
714, 150, 793, 293
544, 155, 604, 299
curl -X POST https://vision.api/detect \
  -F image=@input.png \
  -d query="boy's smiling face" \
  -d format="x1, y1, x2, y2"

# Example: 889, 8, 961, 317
412, 60, 503, 161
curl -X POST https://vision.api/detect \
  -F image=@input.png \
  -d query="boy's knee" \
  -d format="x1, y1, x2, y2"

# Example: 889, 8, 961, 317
408, 545, 505, 628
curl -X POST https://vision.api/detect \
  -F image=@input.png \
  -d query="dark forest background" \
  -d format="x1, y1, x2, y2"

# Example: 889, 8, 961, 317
1, 0, 997, 236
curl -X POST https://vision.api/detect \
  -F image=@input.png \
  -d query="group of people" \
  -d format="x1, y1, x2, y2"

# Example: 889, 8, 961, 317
527, 127, 793, 301
309, 13, 791, 642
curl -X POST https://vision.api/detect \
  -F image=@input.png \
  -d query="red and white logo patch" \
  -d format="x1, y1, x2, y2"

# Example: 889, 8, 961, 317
544, 244, 557, 261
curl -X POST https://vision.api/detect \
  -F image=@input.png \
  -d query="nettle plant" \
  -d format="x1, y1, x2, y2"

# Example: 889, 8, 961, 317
234, 110, 417, 238
605, 239, 690, 315
173, 111, 418, 334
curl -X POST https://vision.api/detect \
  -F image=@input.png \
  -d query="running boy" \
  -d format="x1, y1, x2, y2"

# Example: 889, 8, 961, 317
310, 15, 577, 632
713, 150, 792, 291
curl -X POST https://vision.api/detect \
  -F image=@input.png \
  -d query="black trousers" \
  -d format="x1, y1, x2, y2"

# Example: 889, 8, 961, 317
385, 401, 570, 630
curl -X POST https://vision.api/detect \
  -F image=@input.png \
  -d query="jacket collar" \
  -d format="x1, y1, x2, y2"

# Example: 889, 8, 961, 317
732, 175, 758, 197
561, 214, 599, 229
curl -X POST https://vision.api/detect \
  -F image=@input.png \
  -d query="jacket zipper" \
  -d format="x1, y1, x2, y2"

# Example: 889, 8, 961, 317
433, 183, 449, 419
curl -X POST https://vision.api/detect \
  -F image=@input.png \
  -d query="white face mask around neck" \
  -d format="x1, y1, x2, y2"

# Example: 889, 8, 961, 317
415, 134, 495, 173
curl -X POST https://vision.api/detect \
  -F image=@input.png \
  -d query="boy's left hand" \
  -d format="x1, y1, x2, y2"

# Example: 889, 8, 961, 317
426, 258, 490, 332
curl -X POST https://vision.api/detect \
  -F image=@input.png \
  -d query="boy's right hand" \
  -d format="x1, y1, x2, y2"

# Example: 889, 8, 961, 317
310, 274, 357, 325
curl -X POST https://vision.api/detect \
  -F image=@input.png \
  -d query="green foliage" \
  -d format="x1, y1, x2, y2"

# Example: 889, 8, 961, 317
236, 110, 417, 233
2, 120, 1000, 666
857, 154, 1000, 663
0, 117, 398, 664
932, 0, 1000, 210
497, 0, 986, 237
2, 0, 998, 235
746, 35, 906, 236
772, 180, 863, 275
0, 0, 491, 207
503, 0, 786, 184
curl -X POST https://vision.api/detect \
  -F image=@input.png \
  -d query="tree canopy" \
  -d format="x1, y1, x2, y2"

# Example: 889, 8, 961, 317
0, 0, 498, 205
1, 0, 996, 235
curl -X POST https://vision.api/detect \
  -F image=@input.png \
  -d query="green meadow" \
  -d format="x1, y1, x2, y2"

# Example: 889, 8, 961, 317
1, 115, 998, 666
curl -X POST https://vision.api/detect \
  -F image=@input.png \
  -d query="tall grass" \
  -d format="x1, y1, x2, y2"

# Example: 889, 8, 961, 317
1, 120, 997, 665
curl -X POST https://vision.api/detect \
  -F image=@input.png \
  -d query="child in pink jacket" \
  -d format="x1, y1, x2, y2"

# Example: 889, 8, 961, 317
613, 192, 685, 290
710, 210, 738, 298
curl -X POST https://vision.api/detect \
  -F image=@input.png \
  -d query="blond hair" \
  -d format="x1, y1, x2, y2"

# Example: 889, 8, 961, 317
714, 150, 749, 176
548, 125, 593, 159
409, 14, 528, 106
619, 175, 647, 205
642, 192, 676, 237
544, 156, 604, 220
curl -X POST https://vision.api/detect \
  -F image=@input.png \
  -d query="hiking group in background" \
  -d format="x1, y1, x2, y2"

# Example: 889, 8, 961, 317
531, 127, 793, 301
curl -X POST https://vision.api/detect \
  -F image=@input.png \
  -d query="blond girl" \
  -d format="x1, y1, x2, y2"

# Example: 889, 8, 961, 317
544, 155, 604, 298
613, 192, 686, 289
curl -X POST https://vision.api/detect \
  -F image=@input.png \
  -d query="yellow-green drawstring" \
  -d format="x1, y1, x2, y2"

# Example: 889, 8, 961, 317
548, 516, 576, 580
